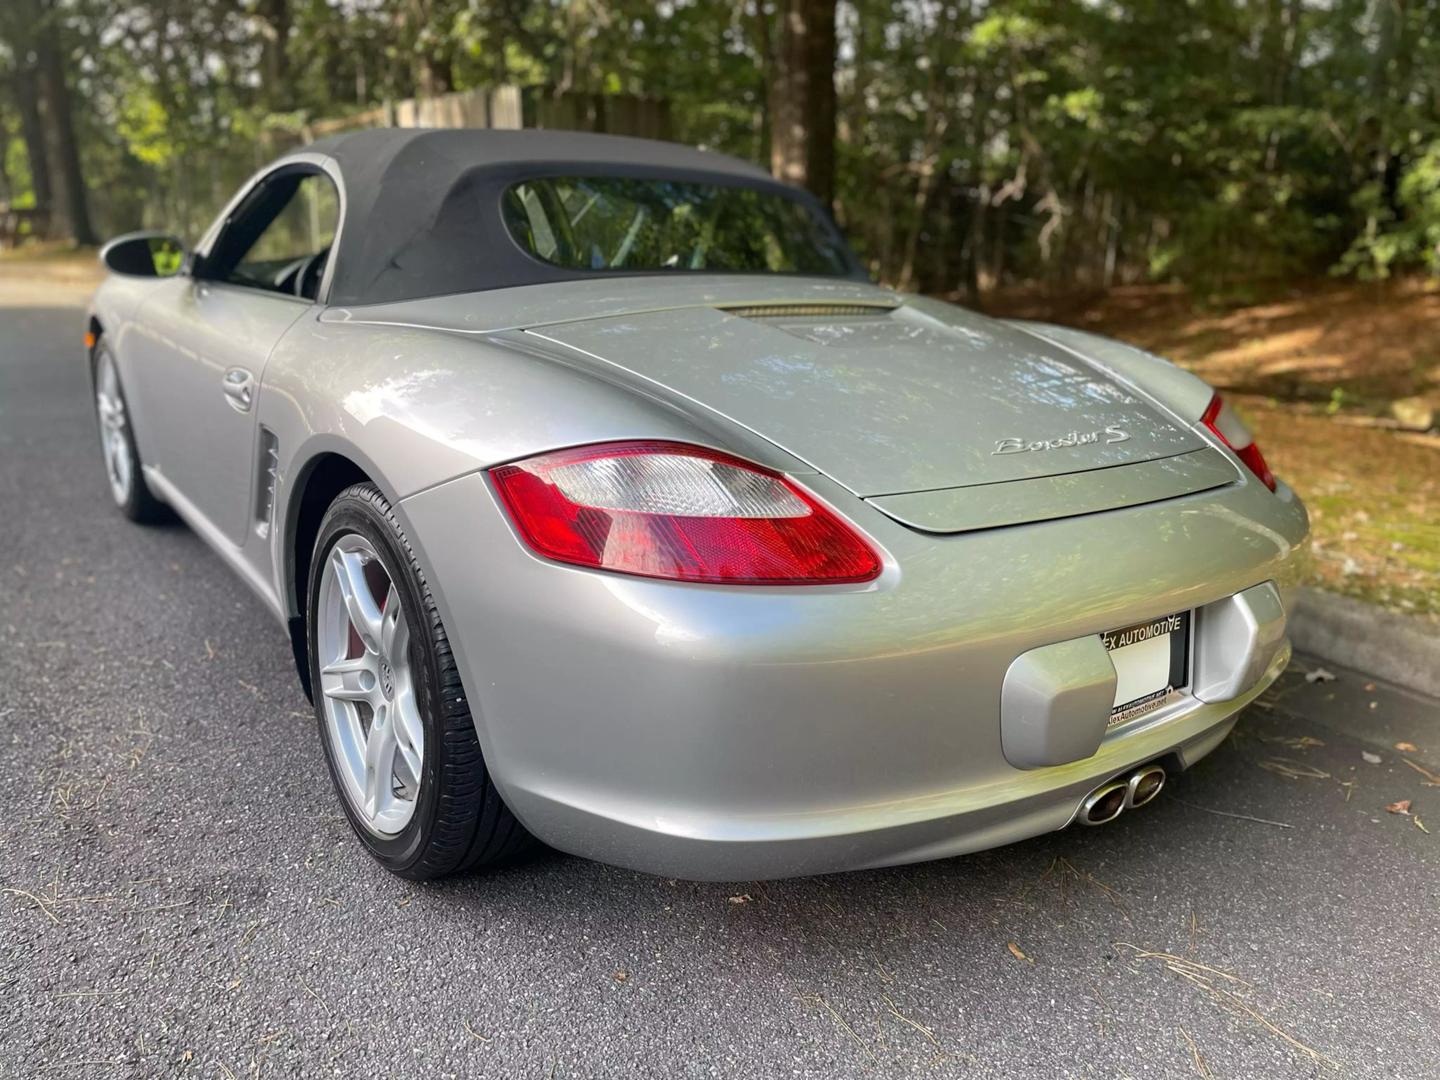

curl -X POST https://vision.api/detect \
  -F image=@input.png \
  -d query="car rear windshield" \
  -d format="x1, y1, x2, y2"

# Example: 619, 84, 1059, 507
501, 176, 853, 277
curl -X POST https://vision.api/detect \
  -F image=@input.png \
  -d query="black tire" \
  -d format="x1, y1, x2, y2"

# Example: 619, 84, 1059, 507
307, 482, 536, 879
92, 341, 170, 524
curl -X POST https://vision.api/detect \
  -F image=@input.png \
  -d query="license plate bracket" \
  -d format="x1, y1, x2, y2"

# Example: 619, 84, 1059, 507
1102, 611, 1191, 724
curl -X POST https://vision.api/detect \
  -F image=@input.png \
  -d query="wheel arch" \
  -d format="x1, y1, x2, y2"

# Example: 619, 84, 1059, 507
283, 450, 375, 701
85, 315, 105, 383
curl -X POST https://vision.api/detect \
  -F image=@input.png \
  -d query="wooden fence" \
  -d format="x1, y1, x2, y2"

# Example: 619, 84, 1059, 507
304, 85, 669, 143
0, 205, 50, 248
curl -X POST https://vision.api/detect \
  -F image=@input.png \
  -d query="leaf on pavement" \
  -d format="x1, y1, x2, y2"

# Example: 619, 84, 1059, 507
1361, 752, 1382, 765
1416, 817, 1431, 835
1007, 941, 1034, 965
1386, 800, 1412, 815
727, 894, 754, 905
1395, 742, 1419, 752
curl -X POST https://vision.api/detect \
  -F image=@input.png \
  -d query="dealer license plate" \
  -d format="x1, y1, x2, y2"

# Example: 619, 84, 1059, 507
1102, 611, 1191, 724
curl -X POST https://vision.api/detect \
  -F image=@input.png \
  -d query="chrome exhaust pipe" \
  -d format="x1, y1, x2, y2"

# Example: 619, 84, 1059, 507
1126, 765, 1166, 808
1079, 781, 1128, 825
1078, 764, 1167, 825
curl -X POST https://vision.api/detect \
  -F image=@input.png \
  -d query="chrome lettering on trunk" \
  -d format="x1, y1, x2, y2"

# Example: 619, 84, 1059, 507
992, 425, 1131, 456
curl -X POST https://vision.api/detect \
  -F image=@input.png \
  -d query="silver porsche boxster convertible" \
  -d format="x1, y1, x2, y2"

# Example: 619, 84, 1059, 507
89, 129, 1308, 881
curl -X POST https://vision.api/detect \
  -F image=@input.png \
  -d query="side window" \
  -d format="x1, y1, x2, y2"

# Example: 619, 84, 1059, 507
213, 172, 340, 300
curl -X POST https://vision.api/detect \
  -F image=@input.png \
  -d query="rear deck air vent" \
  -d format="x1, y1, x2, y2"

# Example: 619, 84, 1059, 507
718, 302, 899, 320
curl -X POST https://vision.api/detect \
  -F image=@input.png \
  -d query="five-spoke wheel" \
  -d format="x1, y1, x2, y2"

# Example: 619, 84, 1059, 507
316, 534, 425, 835
91, 341, 168, 523
95, 351, 134, 505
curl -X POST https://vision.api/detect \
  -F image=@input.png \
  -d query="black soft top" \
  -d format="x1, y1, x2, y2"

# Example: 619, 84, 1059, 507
300, 128, 861, 306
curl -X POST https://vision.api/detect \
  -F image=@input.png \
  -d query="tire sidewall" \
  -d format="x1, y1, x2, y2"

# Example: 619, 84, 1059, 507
307, 489, 446, 872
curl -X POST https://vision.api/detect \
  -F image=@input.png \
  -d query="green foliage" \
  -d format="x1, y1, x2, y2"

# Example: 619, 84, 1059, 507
1158, 176, 1338, 296
3, 136, 34, 208
1339, 143, 1440, 279
4, 0, 1440, 293
115, 86, 174, 168
1398, 145, 1440, 274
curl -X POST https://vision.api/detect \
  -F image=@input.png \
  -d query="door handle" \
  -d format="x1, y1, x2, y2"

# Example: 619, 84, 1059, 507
222, 367, 254, 412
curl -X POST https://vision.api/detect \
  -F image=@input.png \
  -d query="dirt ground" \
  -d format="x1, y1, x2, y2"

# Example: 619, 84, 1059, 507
0, 244, 104, 305
989, 279, 1440, 619
992, 277, 1440, 407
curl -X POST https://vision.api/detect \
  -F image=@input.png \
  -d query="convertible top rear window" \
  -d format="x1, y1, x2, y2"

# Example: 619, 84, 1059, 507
502, 176, 853, 277
293, 129, 864, 303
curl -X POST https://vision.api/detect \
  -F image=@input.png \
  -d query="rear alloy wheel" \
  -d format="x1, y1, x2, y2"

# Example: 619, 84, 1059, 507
316, 532, 425, 836
93, 344, 168, 523
308, 483, 534, 878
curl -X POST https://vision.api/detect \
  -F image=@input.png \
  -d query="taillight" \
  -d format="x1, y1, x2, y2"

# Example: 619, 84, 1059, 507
490, 441, 883, 585
1202, 394, 1276, 491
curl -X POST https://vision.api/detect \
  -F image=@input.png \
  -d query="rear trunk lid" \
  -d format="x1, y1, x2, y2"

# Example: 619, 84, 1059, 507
527, 298, 1231, 529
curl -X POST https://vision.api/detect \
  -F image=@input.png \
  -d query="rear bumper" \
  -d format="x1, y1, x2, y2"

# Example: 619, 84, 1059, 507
400, 469, 1309, 880
495, 646, 1280, 880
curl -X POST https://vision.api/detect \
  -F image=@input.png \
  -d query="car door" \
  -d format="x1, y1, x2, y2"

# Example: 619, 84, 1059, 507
128, 165, 339, 546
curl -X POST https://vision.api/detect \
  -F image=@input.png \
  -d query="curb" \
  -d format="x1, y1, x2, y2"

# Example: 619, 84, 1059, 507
1289, 587, 1440, 699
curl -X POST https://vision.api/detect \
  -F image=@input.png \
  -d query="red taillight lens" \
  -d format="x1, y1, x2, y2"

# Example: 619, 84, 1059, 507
1202, 394, 1276, 491
490, 441, 883, 585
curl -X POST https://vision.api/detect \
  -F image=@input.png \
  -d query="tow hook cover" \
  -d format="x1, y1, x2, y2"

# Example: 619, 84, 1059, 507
1193, 581, 1287, 703
1002, 635, 1117, 770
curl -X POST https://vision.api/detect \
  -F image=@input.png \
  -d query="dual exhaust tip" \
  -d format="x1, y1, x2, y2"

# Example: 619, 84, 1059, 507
1079, 764, 1166, 826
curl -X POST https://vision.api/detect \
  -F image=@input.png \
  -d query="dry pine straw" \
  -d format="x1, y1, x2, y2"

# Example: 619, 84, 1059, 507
1114, 943, 1339, 1069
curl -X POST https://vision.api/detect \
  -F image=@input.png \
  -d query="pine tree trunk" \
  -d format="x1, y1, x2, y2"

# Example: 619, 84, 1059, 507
768, 0, 837, 207
751, 0, 774, 166
11, 71, 54, 224
963, 189, 985, 304
256, 0, 292, 109
34, 11, 95, 245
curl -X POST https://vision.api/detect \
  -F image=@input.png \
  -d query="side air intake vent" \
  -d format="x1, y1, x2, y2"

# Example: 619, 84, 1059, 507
718, 302, 898, 319
254, 427, 280, 540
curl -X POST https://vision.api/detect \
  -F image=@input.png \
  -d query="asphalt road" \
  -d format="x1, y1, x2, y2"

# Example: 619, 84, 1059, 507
3, 290, 1439, 1080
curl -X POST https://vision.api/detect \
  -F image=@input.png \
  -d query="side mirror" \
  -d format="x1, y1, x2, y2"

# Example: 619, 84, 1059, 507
100, 232, 186, 278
